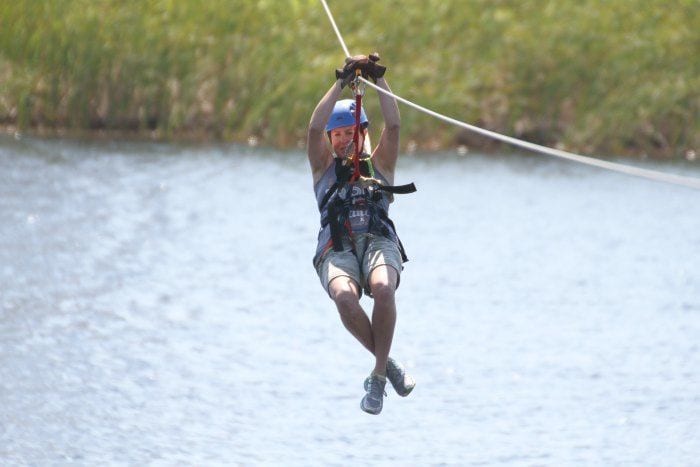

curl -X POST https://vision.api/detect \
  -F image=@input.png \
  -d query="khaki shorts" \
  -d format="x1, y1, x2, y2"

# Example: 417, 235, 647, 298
315, 233, 402, 298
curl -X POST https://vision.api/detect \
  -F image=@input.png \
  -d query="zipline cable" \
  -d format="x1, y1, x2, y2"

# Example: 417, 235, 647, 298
319, 0, 350, 57
362, 80, 700, 190
318, 0, 700, 190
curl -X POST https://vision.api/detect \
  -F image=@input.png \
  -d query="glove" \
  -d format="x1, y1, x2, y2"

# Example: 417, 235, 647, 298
365, 53, 386, 81
335, 53, 387, 88
335, 55, 367, 88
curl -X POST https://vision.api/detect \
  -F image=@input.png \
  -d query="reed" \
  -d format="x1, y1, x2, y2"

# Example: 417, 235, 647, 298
1, 0, 697, 158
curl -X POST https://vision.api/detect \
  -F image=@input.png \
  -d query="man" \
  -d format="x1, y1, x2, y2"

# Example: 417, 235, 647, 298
307, 54, 415, 415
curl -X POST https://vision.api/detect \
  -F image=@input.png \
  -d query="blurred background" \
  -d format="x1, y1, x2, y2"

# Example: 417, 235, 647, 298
1, 0, 698, 158
1, 2, 699, 466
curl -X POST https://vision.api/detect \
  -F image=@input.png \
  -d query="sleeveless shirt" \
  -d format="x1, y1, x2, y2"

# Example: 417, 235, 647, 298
312, 161, 397, 265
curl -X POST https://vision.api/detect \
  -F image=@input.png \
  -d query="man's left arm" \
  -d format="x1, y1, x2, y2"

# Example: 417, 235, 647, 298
372, 77, 400, 183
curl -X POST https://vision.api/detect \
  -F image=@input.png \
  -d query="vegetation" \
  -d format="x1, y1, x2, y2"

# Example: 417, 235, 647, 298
1, 0, 698, 158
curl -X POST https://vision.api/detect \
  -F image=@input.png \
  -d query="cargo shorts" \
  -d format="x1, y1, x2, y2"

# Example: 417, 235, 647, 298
315, 233, 402, 298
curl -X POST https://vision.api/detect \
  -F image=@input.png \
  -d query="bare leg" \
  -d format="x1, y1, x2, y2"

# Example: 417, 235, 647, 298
329, 276, 375, 354
367, 265, 398, 376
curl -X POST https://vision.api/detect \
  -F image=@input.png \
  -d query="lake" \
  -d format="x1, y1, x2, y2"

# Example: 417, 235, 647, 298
1, 134, 698, 465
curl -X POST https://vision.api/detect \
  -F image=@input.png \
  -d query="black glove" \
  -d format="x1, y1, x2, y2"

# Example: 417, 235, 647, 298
335, 53, 387, 88
365, 53, 386, 81
335, 54, 366, 88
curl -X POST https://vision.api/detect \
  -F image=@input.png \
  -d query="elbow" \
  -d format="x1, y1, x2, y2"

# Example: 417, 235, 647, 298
385, 121, 400, 133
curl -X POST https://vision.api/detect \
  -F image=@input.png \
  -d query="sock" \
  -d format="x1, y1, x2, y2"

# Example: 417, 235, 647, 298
370, 372, 387, 382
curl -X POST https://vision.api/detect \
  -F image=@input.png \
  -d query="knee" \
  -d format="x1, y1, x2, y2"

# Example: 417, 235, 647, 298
334, 289, 358, 309
331, 281, 360, 312
370, 280, 395, 305
368, 265, 398, 304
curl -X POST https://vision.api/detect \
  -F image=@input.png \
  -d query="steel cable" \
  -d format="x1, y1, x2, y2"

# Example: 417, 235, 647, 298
319, 0, 700, 190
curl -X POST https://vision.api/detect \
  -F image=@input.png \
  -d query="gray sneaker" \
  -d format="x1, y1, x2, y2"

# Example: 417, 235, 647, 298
386, 357, 415, 397
361, 375, 387, 415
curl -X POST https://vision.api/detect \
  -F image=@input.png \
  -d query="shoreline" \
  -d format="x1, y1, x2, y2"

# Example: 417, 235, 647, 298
3, 124, 697, 162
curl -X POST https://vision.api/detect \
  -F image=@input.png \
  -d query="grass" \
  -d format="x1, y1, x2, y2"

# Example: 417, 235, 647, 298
1, 0, 698, 158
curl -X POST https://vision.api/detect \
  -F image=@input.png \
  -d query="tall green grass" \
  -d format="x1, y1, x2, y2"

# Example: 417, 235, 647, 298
1, 0, 698, 157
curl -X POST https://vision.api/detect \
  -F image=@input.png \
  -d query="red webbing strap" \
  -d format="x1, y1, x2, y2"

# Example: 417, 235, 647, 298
350, 82, 362, 182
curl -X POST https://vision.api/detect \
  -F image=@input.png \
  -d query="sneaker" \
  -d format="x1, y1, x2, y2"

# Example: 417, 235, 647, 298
386, 357, 415, 397
361, 375, 387, 415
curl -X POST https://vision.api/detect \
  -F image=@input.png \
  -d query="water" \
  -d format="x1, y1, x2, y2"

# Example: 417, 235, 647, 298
1, 134, 699, 466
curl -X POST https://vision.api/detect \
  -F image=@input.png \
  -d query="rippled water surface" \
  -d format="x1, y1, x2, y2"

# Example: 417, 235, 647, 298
1, 135, 699, 466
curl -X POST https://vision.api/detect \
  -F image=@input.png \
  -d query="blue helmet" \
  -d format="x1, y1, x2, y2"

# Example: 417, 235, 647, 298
325, 99, 369, 132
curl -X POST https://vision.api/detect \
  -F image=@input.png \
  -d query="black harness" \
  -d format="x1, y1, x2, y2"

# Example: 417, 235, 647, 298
319, 157, 416, 262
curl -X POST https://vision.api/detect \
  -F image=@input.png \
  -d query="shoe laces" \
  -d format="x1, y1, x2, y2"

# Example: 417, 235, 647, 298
367, 376, 387, 398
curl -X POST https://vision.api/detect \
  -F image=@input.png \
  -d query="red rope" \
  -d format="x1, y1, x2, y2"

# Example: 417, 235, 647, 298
350, 90, 362, 182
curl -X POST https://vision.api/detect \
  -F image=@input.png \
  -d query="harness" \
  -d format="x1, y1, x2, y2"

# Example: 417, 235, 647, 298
317, 72, 416, 262
318, 157, 416, 262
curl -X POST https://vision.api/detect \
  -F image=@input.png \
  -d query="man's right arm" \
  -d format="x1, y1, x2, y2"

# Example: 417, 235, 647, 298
308, 81, 343, 183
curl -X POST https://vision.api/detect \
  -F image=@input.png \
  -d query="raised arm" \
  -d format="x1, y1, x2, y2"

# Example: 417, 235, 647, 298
308, 81, 343, 184
371, 77, 400, 183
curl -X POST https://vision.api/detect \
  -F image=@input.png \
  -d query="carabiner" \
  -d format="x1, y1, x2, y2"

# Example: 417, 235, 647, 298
350, 69, 366, 96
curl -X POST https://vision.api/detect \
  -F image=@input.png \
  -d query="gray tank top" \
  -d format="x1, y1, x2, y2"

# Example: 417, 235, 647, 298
313, 161, 395, 264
